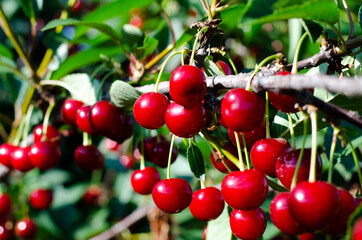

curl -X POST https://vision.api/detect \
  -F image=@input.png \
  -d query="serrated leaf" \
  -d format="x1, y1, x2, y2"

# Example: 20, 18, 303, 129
110, 80, 143, 108
206, 205, 232, 240
186, 142, 205, 178
241, 1, 339, 26
62, 73, 100, 105
134, 35, 158, 60
203, 58, 225, 77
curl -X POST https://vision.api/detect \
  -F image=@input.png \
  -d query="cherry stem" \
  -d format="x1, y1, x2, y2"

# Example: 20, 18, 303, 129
91, 169, 103, 184
22, 104, 34, 147
90, 63, 105, 82
265, 91, 271, 139
13, 116, 26, 146
189, 27, 208, 66
234, 131, 245, 171
82, 132, 89, 146
328, 127, 339, 183
245, 53, 281, 91
42, 99, 55, 141
154, 50, 183, 93
226, 53, 238, 75
291, 32, 308, 74
166, 134, 176, 179
308, 106, 318, 183
290, 115, 309, 190
343, 132, 362, 190
342, 0, 354, 40
287, 113, 296, 149
241, 134, 250, 169
139, 129, 145, 170
200, 179, 206, 189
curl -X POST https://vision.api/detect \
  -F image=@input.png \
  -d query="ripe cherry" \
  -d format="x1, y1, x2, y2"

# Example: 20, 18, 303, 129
216, 61, 233, 75
269, 72, 298, 113
74, 145, 104, 171
133, 92, 170, 129
131, 167, 160, 195
15, 218, 37, 239
110, 114, 134, 144
276, 149, 322, 189
270, 192, 304, 235
0, 143, 15, 168
152, 178, 192, 214
210, 143, 239, 173
33, 125, 61, 145
0, 194, 12, 217
221, 88, 265, 132
10, 146, 34, 172
169, 65, 206, 108
324, 189, 358, 235
83, 185, 102, 206
189, 187, 224, 222
28, 141, 60, 170
251, 138, 290, 178
142, 136, 177, 168
29, 189, 53, 210
228, 123, 266, 150
76, 105, 97, 135
298, 233, 316, 240
352, 218, 362, 240
165, 102, 205, 138
62, 98, 84, 127
221, 169, 268, 210
0, 225, 13, 240
230, 208, 267, 240
289, 181, 341, 232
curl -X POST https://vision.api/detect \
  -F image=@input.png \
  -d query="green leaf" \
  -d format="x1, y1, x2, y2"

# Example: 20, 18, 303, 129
134, 35, 159, 60
109, 80, 143, 108
219, 4, 248, 31
203, 58, 224, 77
73, 208, 110, 240
174, 28, 197, 49
241, 1, 339, 26
0, 44, 13, 59
206, 205, 232, 240
52, 183, 88, 208
359, 5, 362, 29
120, 24, 144, 50
186, 141, 205, 178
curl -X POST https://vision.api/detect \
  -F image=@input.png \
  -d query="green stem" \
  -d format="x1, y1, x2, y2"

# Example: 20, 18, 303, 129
241, 134, 250, 169
291, 32, 308, 74
154, 50, 183, 93
234, 132, 245, 171
166, 134, 176, 179
42, 99, 55, 141
268, 179, 288, 192
22, 104, 34, 147
189, 27, 208, 66
344, 134, 362, 190
226, 53, 238, 75
288, 113, 296, 149
265, 91, 271, 138
245, 54, 281, 91
290, 115, 308, 190
200, 179, 206, 189
328, 127, 339, 183
13, 117, 26, 146
90, 63, 106, 82
308, 108, 318, 183
83, 132, 89, 146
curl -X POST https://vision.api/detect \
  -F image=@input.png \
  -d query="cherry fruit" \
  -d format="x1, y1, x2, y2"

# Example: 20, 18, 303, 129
29, 141, 60, 170
169, 65, 206, 108
74, 145, 104, 171
165, 102, 205, 138
133, 92, 170, 129
289, 181, 341, 232
216, 61, 232, 75
189, 187, 224, 222
10, 146, 34, 172
221, 169, 268, 210
14, 218, 37, 239
352, 218, 362, 240
221, 88, 265, 132
29, 189, 53, 210
276, 149, 322, 189
62, 98, 84, 127
230, 208, 267, 240
33, 125, 61, 145
228, 123, 266, 150
0, 143, 15, 168
152, 178, 192, 214
83, 185, 102, 206
0, 194, 12, 217
142, 137, 177, 168
76, 105, 97, 135
251, 138, 290, 178
269, 72, 298, 113
131, 167, 160, 195
210, 143, 239, 173
0, 225, 13, 240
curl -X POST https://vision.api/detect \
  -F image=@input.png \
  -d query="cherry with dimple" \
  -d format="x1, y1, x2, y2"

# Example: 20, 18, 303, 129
131, 166, 160, 195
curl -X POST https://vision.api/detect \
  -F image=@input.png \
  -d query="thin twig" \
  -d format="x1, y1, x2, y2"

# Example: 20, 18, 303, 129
342, 0, 354, 40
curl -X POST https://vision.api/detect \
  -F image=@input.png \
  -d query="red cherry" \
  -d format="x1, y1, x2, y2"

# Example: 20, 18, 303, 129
0, 194, 12, 217
298, 233, 316, 240
119, 154, 135, 170
270, 192, 304, 235
269, 72, 298, 113
165, 102, 205, 138
75, 105, 96, 135
33, 125, 61, 145
29, 189, 53, 210
28, 142, 60, 170
228, 123, 266, 150
0, 225, 13, 240
152, 178, 192, 214
133, 92, 170, 129
74, 145, 104, 171
107, 115, 134, 144
276, 149, 322, 189
230, 208, 267, 240
251, 138, 291, 178
221, 169, 268, 210
189, 187, 224, 222
210, 143, 239, 173
324, 189, 358, 235
169, 65, 206, 108
0, 143, 15, 168
216, 61, 232, 75
131, 167, 160, 195
61, 98, 84, 127
15, 218, 37, 239
221, 88, 265, 132
10, 146, 34, 172
72, 0, 83, 13
89, 100, 124, 137
289, 181, 341, 232
83, 185, 102, 206
142, 137, 177, 168
352, 218, 362, 240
